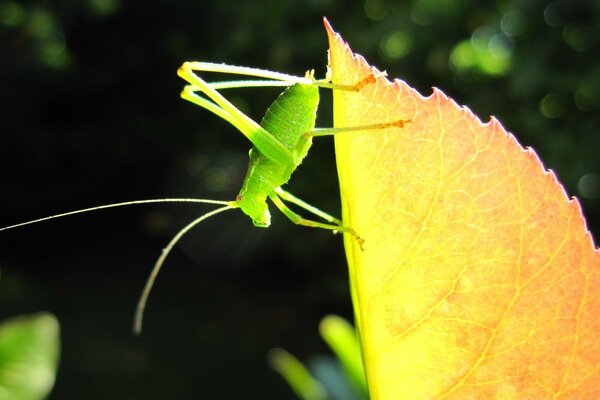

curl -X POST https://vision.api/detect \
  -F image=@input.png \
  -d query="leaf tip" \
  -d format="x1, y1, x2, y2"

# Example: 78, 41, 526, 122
322, 16, 333, 32
323, 17, 340, 48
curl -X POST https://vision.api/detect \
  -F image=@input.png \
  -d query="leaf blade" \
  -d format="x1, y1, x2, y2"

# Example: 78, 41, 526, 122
325, 19, 600, 399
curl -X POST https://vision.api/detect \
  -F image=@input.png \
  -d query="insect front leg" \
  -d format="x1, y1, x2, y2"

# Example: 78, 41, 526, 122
306, 119, 411, 138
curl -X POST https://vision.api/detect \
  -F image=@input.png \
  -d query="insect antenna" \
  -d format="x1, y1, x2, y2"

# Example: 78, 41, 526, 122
0, 197, 238, 335
0, 198, 233, 232
133, 203, 236, 335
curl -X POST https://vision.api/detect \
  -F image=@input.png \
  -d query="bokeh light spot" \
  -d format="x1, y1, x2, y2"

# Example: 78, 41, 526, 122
450, 26, 512, 76
450, 40, 476, 69
87, 0, 120, 16
500, 11, 525, 37
544, 1, 566, 27
539, 93, 567, 119
410, 0, 435, 26
0, 0, 24, 26
380, 31, 412, 61
562, 24, 593, 52
575, 79, 600, 111
577, 173, 600, 199
364, 0, 389, 21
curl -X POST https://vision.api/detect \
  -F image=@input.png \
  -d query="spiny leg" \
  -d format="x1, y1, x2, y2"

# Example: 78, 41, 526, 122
182, 62, 313, 84
184, 62, 380, 91
313, 72, 411, 137
178, 63, 295, 166
181, 79, 308, 122
268, 192, 364, 250
181, 85, 235, 123
307, 119, 411, 138
274, 187, 342, 225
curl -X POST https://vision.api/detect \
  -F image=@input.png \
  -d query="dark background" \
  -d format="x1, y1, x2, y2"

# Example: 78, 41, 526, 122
0, 0, 598, 399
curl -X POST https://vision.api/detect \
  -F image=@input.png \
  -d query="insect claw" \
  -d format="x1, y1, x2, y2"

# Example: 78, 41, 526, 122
351, 74, 377, 91
304, 69, 316, 80
330, 227, 364, 251
357, 238, 365, 252
348, 71, 388, 91
388, 118, 411, 129
345, 228, 365, 251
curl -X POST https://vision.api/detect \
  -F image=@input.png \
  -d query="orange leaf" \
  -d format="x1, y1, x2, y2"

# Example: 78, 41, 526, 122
325, 19, 600, 399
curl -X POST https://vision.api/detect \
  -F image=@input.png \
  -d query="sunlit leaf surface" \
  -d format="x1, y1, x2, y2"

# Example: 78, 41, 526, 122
326, 19, 600, 399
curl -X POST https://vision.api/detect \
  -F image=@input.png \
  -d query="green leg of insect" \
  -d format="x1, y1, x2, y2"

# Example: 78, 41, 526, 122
274, 187, 342, 226
309, 119, 410, 138
272, 188, 364, 248
178, 62, 300, 166
269, 193, 364, 249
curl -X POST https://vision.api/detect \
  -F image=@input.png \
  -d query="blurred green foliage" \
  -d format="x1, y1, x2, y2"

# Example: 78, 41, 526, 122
0, 0, 598, 399
270, 315, 367, 400
0, 313, 60, 400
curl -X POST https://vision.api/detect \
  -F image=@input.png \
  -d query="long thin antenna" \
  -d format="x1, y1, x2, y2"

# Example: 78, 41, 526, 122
132, 204, 235, 335
0, 198, 232, 232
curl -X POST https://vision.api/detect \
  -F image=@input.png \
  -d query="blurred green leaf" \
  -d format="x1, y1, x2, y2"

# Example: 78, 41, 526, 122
319, 315, 366, 396
309, 356, 366, 400
270, 315, 368, 400
0, 313, 60, 400
268, 348, 327, 400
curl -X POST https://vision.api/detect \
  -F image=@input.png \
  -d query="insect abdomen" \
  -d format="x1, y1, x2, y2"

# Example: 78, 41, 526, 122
260, 83, 319, 163
236, 83, 320, 227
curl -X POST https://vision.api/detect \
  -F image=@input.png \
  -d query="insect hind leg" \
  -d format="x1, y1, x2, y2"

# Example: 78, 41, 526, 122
269, 190, 364, 250
178, 63, 295, 166
181, 62, 312, 84
274, 187, 342, 225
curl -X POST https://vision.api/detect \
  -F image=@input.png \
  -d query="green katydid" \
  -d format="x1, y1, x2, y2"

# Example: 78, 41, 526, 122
0, 61, 408, 334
